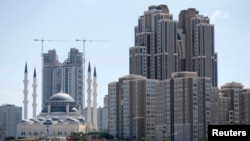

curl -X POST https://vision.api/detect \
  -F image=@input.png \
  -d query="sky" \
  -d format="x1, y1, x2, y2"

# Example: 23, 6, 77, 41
0, 0, 250, 119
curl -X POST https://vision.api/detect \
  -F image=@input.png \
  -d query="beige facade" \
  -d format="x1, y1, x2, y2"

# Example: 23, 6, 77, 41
16, 122, 85, 137
108, 74, 159, 140
242, 89, 250, 124
16, 92, 86, 138
108, 72, 214, 141
210, 87, 220, 124
178, 8, 218, 87
130, 5, 178, 80
218, 82, 244, 125
171, 72, 211, 141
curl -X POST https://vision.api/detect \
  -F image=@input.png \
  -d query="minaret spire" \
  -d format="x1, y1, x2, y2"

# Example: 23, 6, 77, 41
33, 68, 36, 77
92, 66, 98, 131
88, 61, 91, 72
94, 66, 96, 77
86, 61, 93, 131
23, 62, 29, 119
32, 68, 37, 118
25, 62, 28, 73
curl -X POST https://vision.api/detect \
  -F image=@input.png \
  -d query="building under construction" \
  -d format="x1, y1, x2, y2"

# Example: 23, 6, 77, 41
42, 48, 84, 112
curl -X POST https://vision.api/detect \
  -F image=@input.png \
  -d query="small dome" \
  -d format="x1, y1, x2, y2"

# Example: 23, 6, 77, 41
66, 117, 73, 122
21, 119, 33, 124
77, 117, 85, 123
52, 116, 60, 121
46, 118, 52, 122
70, 119, 80, 123
71, 107, 78, 112
58, 120, 64, 122
34, 120, 40, 123
21, 119, 29, 123
48, 92, 75, 102
29, 118, 36, 121
38, 117, 46, 121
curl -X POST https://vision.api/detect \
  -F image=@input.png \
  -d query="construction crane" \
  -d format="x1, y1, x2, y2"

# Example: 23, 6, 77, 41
33, 38, 67, 108
75, 38, 109, 109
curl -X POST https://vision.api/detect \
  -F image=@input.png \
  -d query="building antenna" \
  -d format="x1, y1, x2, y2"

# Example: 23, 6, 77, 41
33, 38, 67, 108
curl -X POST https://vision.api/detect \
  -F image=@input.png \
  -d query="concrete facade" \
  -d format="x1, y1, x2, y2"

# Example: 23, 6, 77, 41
178, 8, 218, 86
130, 5, 178, 80
108, 74, 160, 140
108, 72, 214, 141
43, 48, 84, 111
218, 82, 245, 125
242, 89, 250, 124
171, 72, 211, 141
0, 104, 22, 140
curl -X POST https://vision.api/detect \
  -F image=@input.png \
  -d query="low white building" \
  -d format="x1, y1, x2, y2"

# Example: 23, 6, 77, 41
16, 92, 86, 137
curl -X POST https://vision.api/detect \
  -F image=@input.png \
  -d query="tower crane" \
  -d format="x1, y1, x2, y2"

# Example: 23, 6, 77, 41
33, 38, 67, 108
75, 38, 109, 109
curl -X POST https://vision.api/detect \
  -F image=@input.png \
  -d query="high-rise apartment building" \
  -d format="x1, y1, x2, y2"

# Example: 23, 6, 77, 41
242, 89, 250, 124
62, 48, 83, 110
42, 48, 84, 111
218, 82, 244, 125
108, 72, 213, 141
0, 104, 22, 140
108, 75, 159, 140
171, 72, 211, 141
130, 5, 178, 80
97, 106, 108, 131
156, 72, 212, 141
103, 95, 109, 108
210, 87, 220, 125
155, 79, 172, 141
101, 95, 109, 131
109, 4, 217, 141
107, 3, 250, 141
130, 5, 218, 87
178, 8, 218, 86
210, 82, 250, 125
43, 49, 61, 108
108, 82, 118, 138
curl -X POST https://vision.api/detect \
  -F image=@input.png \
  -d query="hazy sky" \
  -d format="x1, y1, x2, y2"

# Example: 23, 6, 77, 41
0, 0, 250, 119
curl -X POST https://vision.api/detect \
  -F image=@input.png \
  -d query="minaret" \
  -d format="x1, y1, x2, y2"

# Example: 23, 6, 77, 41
92, 66, 98, 131
23, 62, 29, 119
32, 68, 37, 118
86, 61, 93, 131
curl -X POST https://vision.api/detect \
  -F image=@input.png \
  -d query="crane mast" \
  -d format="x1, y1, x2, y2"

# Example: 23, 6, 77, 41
75, 38, 108, 109
33, 38, 67, 108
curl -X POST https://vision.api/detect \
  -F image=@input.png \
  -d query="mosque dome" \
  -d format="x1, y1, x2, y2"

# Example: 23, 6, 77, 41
41, 92, 80, 114
48, 92, 75, 102
71, 107, 78, 112
38, 117, 46, 121
52, 116, 60, 121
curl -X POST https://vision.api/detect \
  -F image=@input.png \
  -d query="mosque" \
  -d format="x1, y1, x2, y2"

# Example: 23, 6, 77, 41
16, 62, 98, 137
